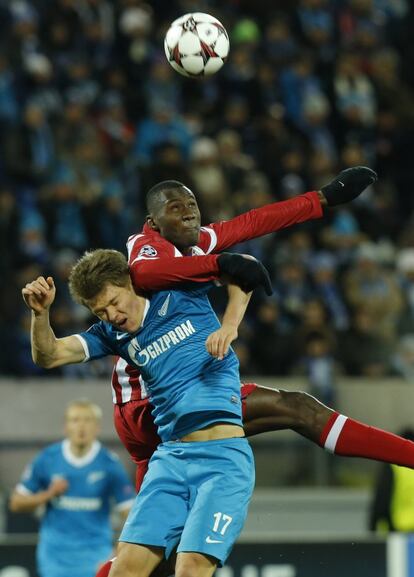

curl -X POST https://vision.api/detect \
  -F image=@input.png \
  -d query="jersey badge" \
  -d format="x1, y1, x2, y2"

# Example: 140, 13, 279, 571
139, 245, 157, 258
87, 471, 105, 484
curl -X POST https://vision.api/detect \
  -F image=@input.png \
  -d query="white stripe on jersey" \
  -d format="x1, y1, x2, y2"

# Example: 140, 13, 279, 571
73, 334, 90, 362
112, 357, 132, 403
139, 375, 149, 399
127, 233, 145, 258
324, 414, 348, 453
200, 226, 218, 254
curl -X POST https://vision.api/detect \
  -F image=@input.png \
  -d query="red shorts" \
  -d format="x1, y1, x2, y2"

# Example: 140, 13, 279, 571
113, 383, 258, 491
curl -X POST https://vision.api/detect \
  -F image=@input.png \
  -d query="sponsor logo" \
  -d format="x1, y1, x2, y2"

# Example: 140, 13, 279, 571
138, 245, 157, 258
128, 320, 196, 367
205, 536, 223, 544
158, 293, 171, 317
54, 496, 102, 511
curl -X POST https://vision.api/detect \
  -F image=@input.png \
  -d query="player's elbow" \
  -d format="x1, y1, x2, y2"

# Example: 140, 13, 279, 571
9, 494, 25, 513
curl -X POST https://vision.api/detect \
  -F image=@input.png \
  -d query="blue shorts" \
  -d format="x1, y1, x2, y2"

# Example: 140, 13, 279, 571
120, 436, 255, 565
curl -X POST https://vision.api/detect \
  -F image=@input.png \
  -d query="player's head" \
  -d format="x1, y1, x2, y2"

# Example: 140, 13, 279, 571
146, 180, 201, 252
64, 399, 102, 449
69, 249, 144, 332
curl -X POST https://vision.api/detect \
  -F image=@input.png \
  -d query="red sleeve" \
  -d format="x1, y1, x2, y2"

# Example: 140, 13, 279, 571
127, 232, 220, 291
198, 191, 323, 253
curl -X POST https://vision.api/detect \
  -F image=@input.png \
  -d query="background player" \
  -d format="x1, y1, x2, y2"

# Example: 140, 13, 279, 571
9, 399, 134, 577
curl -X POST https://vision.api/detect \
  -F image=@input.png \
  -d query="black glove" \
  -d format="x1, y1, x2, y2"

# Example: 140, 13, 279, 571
321, 166, 377, 207
217, 253, 273, 296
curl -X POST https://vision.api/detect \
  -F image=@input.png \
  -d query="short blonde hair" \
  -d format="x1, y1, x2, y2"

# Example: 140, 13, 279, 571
65, 398, 103, 421
68, 249, 130, 306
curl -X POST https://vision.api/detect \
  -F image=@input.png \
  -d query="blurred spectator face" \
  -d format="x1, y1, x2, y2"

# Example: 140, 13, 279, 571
280, 262, 306, 284
53, 181, 75, 201
217, 130, 242, 160
24, 105, 45, 127
340, 142, 366, 167
336, 53, 359, 77
64, 100, 87, 123
353, 309, 375, 334
266, 18, 290, 42
150, 60, 173, 82
306, 335, 331, 357
302, 300, 326, 327
0, 188, 16, 215
224, 100, 249, 129
156, 144, 182, 167
281, 149, 305, 173
257, 301, 279, 324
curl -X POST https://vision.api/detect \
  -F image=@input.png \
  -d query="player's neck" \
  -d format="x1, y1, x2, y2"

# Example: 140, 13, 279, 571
69, 441, 94, 458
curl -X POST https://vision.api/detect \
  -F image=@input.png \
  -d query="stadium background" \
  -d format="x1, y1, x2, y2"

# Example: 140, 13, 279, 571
1, 0, 414, 576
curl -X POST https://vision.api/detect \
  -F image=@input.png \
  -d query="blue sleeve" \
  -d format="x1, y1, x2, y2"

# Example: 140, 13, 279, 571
19, 452, 49, 494
107, 454, 135, 507
76, 322, 115, 361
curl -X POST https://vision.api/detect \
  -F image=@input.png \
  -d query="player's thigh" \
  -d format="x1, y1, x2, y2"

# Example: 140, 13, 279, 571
243, 385, 333, 437
110, 542, 164, 577
178, 438, 254, 566
120, 446, 188, 550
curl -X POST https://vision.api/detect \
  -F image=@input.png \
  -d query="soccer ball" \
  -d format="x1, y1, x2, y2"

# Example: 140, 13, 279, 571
164, 13, 230, 78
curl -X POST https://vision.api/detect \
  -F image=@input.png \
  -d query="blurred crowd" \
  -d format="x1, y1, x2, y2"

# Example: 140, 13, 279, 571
1, 0, 414, 390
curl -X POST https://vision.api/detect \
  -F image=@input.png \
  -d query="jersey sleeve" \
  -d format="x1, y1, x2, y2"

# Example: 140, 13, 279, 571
127, 233, 220, 291
16, 453, 48, 495
198, 191, 323, 253
107, 453, 135, 509
75, 323, 115, 362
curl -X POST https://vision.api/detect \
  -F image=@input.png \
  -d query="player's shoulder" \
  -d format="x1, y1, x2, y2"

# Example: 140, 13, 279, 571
127, 229, 176, 262
37, 441, 63, 462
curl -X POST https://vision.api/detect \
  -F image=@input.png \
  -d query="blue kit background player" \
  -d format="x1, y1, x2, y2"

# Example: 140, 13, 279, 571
21, 248, 268, 577
9, 399, 135, 577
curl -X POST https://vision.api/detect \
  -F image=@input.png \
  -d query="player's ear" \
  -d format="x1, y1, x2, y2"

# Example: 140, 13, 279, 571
146, 214, 159, 231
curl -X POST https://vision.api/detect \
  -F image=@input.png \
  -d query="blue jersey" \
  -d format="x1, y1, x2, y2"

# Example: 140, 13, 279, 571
17, 440, 134, 550
77, 284, 242, 441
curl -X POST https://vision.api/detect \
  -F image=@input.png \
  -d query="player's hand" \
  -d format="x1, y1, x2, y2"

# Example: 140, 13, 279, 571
206, 324, 238, 360
217, 253, 273, 296
320, 166, 377, 207
47, 477, 68, 498
22, 276, 56, 314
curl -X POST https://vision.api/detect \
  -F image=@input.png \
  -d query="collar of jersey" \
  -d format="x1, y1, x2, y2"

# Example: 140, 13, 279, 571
62, 439, 101, 467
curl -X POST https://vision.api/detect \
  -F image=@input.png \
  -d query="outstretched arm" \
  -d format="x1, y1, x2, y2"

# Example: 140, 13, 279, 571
22, 276, 86, 368
206, 284, 252, 360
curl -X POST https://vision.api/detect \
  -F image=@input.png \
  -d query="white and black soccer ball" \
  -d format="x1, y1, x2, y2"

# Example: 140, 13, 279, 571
164, 13, 230, 78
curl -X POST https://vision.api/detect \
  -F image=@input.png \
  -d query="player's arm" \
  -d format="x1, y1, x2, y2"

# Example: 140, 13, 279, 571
201, 167, 377, 252
129, 237, 272, 296
206, 283, 252, 360
129, 242, 221, 291
9, 477, 68, 513
22, 276, 86, 368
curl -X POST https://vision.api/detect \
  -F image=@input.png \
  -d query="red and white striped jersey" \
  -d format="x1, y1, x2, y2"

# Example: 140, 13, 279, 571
111, 357, 149, 404
111, 192, 322, 404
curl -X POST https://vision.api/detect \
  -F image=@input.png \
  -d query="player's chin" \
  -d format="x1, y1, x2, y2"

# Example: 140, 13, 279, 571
180, 227, 200, 245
